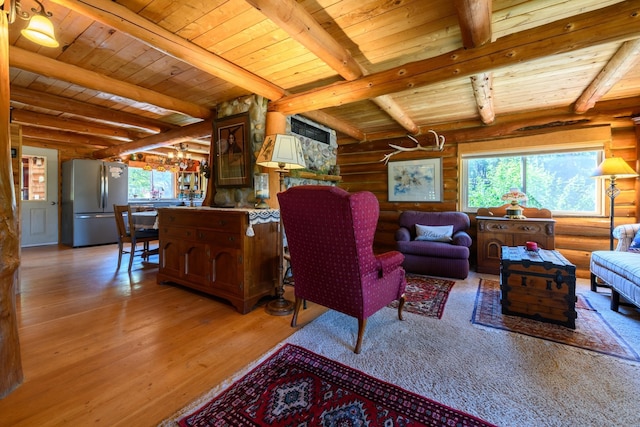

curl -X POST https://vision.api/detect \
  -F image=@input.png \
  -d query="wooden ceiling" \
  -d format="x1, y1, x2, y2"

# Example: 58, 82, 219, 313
6, 0, 640, 159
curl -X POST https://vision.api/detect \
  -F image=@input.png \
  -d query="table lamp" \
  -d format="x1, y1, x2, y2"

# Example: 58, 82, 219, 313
501, 188, 528, 219
256, 134, 306, 315
591, 157, 638, 250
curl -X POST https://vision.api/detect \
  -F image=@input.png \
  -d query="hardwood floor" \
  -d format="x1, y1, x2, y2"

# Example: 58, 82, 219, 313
0, 244, 325, 426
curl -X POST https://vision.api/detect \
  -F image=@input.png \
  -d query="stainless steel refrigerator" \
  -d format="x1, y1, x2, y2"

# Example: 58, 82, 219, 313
61, 159, 129, 247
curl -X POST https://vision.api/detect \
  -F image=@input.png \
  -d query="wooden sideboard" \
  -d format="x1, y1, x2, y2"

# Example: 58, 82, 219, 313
157, 207, 278, 314
476, 206, 555, 275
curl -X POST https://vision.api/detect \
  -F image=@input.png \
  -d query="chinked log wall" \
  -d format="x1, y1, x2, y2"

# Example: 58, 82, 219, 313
337, 126, 639, 279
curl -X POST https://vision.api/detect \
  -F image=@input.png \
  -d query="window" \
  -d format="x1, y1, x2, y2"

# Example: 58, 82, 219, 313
128, 167, 175, 199
462, 150, 603, 215
21, 155, 47, 201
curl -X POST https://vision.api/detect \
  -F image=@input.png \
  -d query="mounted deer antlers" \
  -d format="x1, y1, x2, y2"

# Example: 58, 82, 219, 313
380, 130, 445, 164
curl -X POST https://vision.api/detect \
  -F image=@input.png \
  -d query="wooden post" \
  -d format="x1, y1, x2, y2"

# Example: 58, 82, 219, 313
634, 117, 640, 222
0, 9, 24, 397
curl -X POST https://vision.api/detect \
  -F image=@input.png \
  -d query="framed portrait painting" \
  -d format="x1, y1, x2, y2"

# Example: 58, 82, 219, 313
213, 113, 251, 187
388, 158, 442, 202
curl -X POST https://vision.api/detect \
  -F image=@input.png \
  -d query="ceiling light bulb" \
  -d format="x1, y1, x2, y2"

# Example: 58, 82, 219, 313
21, 15, 59, 48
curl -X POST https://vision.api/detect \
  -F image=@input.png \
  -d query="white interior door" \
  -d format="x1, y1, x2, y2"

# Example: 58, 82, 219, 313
21, 146, 59, 247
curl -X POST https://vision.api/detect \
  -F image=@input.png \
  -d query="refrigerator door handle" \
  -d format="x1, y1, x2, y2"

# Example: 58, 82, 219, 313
101, 164, 108, 209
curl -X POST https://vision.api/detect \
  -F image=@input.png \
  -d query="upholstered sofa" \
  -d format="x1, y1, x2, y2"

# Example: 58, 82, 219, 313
590, 223, 640, 311
395, 211, 472, 279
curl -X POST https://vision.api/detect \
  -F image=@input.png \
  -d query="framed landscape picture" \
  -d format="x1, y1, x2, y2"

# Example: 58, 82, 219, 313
388, 158, 442, 202
213, 113, 251, 187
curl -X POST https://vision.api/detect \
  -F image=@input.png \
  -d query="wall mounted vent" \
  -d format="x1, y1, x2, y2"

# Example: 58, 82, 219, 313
292, 117, 330, 145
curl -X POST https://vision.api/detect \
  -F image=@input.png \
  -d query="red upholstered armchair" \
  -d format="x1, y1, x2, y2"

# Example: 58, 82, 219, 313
278, 185, 406, 354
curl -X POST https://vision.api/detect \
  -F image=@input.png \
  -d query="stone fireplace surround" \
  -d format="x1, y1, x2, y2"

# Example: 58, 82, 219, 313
211, 95, 338, 208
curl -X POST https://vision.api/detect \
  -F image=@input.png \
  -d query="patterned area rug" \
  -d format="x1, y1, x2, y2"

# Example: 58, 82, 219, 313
472, 279, 639, 361
388, 273, 455, 318
177, 344, 496, 426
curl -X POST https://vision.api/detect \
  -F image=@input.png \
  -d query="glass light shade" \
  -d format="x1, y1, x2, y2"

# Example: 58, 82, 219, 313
21, 15, 59, 48
254, 173, 270, 199
254, 173, 270, 209
256, 134, 306, 170
591, 157, 638, 179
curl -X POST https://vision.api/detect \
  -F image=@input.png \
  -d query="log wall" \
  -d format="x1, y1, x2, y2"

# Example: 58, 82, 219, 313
337, 125, 639, 279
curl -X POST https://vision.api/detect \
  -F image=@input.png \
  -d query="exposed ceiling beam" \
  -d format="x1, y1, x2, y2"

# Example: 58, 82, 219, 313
93, 120, 212, 159
245, 0, 362, 80
22, 126, 118, 148
455, 0, 495, 125
454, 0, 492, 49
51, 0, 285, 102
470, 73, 495, 125
48, 0, 370, 141
353, 96, 640, 144
11, 109, 133, 141
574, 38, 640, 113
246, 0, 420, 134
9, 47, 212, 120
10, 86, 174, 134
302, 110, 365, 141
269, 1, 640, 116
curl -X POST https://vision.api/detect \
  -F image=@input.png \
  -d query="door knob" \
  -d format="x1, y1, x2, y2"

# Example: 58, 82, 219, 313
50, 201, 57, 205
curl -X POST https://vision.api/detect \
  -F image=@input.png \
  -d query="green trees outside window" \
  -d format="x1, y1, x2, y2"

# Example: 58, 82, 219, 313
464, 150, 601, 215
128, 167, 175, 199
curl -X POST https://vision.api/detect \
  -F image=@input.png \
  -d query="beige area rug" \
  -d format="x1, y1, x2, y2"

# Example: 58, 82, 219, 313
473, 279, 640, 361
161, 279, 640, 427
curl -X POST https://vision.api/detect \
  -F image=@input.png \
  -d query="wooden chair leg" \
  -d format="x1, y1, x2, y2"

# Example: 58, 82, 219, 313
116, 241, 123, 271
354, 318, 367, 354
397, 294, 406, 321
128, 242, 135, 272
290, 298, 304, 327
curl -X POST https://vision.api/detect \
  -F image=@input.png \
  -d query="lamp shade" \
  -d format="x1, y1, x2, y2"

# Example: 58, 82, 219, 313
21, 14, 59, 48
591, 157, 638, 179
256, 134, 306, 170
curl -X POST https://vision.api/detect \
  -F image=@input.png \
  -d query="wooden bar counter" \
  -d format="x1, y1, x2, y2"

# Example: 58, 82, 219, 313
156, 207, 279, 314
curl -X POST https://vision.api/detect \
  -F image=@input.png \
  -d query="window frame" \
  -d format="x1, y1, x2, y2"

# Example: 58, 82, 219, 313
128, 167, 176, 200
457, 127, 610, 217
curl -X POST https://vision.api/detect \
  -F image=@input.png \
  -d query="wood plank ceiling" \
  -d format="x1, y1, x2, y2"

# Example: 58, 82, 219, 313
6, 0, 640, 160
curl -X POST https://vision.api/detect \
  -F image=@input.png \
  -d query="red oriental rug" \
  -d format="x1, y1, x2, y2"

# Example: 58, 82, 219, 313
178, 344, 495, 427
388, 273, 455, 318
472, 279, 639, 361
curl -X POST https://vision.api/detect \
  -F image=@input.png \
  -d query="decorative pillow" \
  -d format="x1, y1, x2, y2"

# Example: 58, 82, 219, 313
628, 229, 640, 253
415, 224, 453, 242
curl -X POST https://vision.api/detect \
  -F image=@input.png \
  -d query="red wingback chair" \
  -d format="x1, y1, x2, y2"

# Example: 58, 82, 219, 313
278, 185, 407, 354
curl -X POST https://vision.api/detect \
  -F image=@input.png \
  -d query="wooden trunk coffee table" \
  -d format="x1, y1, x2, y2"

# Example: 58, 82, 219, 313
500, 246, 577, 329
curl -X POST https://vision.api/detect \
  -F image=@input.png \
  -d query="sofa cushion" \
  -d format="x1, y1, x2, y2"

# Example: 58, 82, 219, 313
628, 229, 640, 253
591, 251, 640, 285
415, 224, 453, 242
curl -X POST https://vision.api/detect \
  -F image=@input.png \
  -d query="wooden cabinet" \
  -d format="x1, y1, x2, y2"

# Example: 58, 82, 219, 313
477, 216, 555, 275
157, 207, 278, 314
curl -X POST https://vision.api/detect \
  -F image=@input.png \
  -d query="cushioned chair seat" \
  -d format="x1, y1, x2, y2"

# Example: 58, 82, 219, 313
396, 240, 470, 259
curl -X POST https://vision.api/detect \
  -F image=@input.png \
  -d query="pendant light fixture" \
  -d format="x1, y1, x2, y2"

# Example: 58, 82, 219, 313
2, 0, 59, 48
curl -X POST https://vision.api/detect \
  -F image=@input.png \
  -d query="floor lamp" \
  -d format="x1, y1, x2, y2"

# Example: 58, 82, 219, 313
592, 157, 638, 250
256, 134, 306, 316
